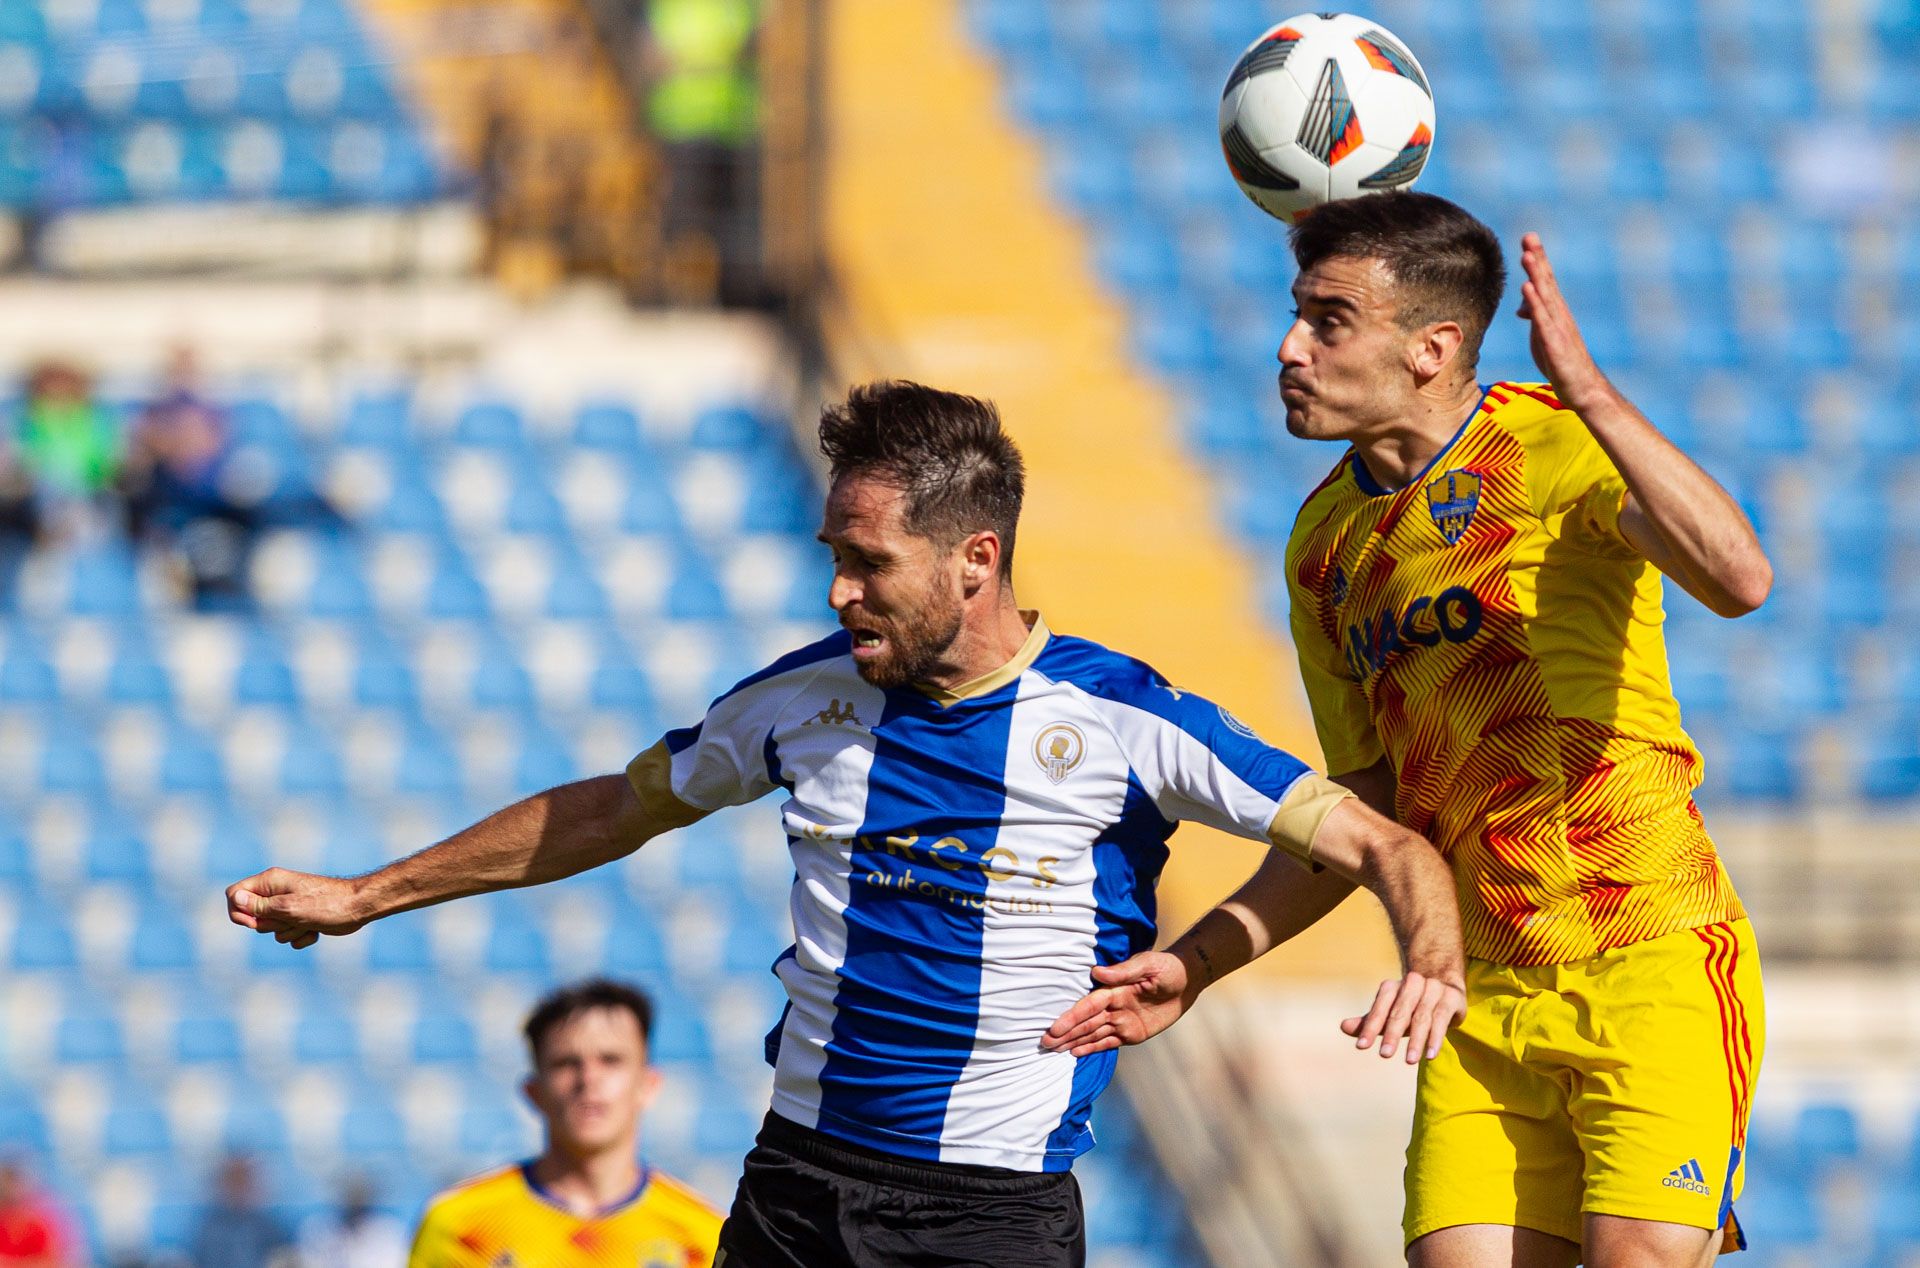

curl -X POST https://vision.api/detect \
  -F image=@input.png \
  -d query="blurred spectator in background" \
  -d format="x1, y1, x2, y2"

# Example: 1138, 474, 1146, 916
299, 1175, 406, 1268
643, 0, 761, 304
0, 1158, 77, 1268
122, 347, 258, 608
187, 1156, 295, 1268
17, 358, 120, 542
0, 431, 39, 606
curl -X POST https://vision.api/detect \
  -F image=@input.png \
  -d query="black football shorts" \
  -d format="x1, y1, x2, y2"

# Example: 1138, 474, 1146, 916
715, 1112, 1085, 1268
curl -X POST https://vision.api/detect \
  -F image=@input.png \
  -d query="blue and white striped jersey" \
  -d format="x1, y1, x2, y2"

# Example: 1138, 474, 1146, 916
626, 614, 1349, 1172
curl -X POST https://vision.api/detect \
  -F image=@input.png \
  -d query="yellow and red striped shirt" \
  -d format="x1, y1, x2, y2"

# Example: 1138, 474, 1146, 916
1286, 382, 1744, 965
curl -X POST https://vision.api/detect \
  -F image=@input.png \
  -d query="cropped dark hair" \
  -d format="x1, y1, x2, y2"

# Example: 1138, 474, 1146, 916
1290, 192, 1506, 368
523, 978, 654, 1061
818, 380, 1026, 577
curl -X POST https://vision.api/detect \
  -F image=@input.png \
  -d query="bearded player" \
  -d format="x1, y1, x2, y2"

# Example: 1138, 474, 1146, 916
409, 979, 721, 1267
228, 381, 1465, 1267
1047, 192, 1769, 1268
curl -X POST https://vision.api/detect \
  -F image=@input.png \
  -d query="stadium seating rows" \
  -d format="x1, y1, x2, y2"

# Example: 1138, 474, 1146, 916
0, 0, 441, 206
0, 372, 1196, 1266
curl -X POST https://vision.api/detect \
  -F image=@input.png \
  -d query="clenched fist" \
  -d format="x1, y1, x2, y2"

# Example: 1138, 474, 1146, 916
226, 868, 370, 951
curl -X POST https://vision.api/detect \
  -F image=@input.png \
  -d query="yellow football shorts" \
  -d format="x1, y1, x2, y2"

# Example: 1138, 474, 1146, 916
1404, 919, 1764, 1252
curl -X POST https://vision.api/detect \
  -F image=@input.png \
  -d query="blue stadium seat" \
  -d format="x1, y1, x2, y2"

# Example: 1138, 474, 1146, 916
0, 641, 57, 702
512, 731, 575, 798
294, 998, 360, 1065
173, 997, 242, 1064
57, 1000, 126, 1064
1795, 1102, 1863, 1170
340, 1090, 406, 1160
544, 555, 610, 621
690, 403, 768, 453
482, 899, 550, 975
40, 731, 106, 796
87, 818, 151, 885
365, 915, 433, 973
104, 1089, 172, 1158
573, 401, 643, 452
11, 905, 77, 970
453, 399, 524, 449
161, 727, 226, 795
411, 1006, 478, 1064
106, 643, 173, 706
129, 900, 197, 971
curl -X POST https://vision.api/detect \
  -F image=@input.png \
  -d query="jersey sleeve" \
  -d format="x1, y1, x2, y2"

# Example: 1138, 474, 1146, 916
407, 1203, 466, 1268
1097, 673, 1352, 864
1286, 562, 1386, 776
626, 659, 819, 821
1519, 397, 1633, 555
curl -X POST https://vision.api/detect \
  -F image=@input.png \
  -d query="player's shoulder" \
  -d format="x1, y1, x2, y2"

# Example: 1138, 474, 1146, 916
1031, 633, 1176, 710
1479, 381, 1590, 448
420, 1163, 527, 1224
641, 1170, 725, 1229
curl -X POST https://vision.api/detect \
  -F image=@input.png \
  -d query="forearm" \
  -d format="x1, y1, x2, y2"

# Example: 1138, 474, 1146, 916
1164, 851, 1358, 991
1355, 825, 1464, 985
1569, 382, 1772, 615
356, 775, 654, 921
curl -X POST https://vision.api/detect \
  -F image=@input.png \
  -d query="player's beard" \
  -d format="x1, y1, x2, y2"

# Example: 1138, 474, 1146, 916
847, 592, 964, 690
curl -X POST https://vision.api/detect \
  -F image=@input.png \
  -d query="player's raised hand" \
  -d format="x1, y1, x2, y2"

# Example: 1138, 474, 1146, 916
1040, 950, 1200, 1057
226, 867, 369, 951
1340, 971, 1467, 1064
1516, 232, 1609, 409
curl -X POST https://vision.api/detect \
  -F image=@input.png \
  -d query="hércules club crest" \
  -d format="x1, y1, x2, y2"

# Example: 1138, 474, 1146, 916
1425, 468, 1482, 546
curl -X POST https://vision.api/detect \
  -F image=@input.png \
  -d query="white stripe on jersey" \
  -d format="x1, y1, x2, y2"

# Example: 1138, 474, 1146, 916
937, 669, 1117, 1169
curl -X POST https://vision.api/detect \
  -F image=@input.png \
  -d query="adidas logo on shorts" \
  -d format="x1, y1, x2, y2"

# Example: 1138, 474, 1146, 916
1662, 1158, 1713, 1196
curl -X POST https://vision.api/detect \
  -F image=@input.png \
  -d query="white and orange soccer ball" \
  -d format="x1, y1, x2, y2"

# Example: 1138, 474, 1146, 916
1219, 12, 1437, 223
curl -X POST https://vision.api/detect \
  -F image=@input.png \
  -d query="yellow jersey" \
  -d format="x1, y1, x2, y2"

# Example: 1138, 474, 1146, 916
408, 1163, 722, 1268
1285, 382, 1744, 966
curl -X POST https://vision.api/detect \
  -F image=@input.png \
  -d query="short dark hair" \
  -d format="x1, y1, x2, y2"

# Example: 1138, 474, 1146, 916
523, 978, 654, 1062
818, 380, 1026, 577
1290, 192, 1506, 368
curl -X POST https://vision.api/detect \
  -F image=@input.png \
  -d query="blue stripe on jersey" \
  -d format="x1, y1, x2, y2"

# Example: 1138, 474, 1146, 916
663, 631, 851, 756
814, 688, 1015, 1160
1044, 772, 1172, 1168
1034, 635, 1312, 801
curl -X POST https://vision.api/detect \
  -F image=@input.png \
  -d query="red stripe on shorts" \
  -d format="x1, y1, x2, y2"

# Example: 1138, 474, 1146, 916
1694, 924, 1746, 1148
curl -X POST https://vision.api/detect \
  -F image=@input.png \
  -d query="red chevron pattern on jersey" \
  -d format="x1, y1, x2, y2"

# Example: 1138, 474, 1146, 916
1287, 384, 1744, 965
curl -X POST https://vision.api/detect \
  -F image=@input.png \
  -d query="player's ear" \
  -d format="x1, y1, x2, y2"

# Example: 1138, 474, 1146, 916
958, 530, 999, 595
521, 1075, 544, 1114
1410, 320, 1465, 381
636, 1063, 664, 1112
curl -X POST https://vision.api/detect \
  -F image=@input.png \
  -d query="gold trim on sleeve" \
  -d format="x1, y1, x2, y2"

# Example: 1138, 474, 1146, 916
625, 740, 710, 832
1266, 772, 1355, 864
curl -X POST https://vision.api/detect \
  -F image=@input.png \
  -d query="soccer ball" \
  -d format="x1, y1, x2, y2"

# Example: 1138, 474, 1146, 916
1219, 12, 1436, 223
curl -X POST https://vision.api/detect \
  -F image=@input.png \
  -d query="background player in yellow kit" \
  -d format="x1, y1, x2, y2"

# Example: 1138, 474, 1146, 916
409, 979, 721, 1268
1047, 192, 1771, 1268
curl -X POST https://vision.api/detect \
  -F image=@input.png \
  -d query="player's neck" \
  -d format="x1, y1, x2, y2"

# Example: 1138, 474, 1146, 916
1351, 378, 1484, 491
530, 1144, 645, 1216
916, 592, 1034, 694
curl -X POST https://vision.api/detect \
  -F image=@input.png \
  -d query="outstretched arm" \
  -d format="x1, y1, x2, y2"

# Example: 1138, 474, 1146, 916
1046, 778, 1464, 1063
228, 746, 703, 949
1518, 232, 1772, 617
